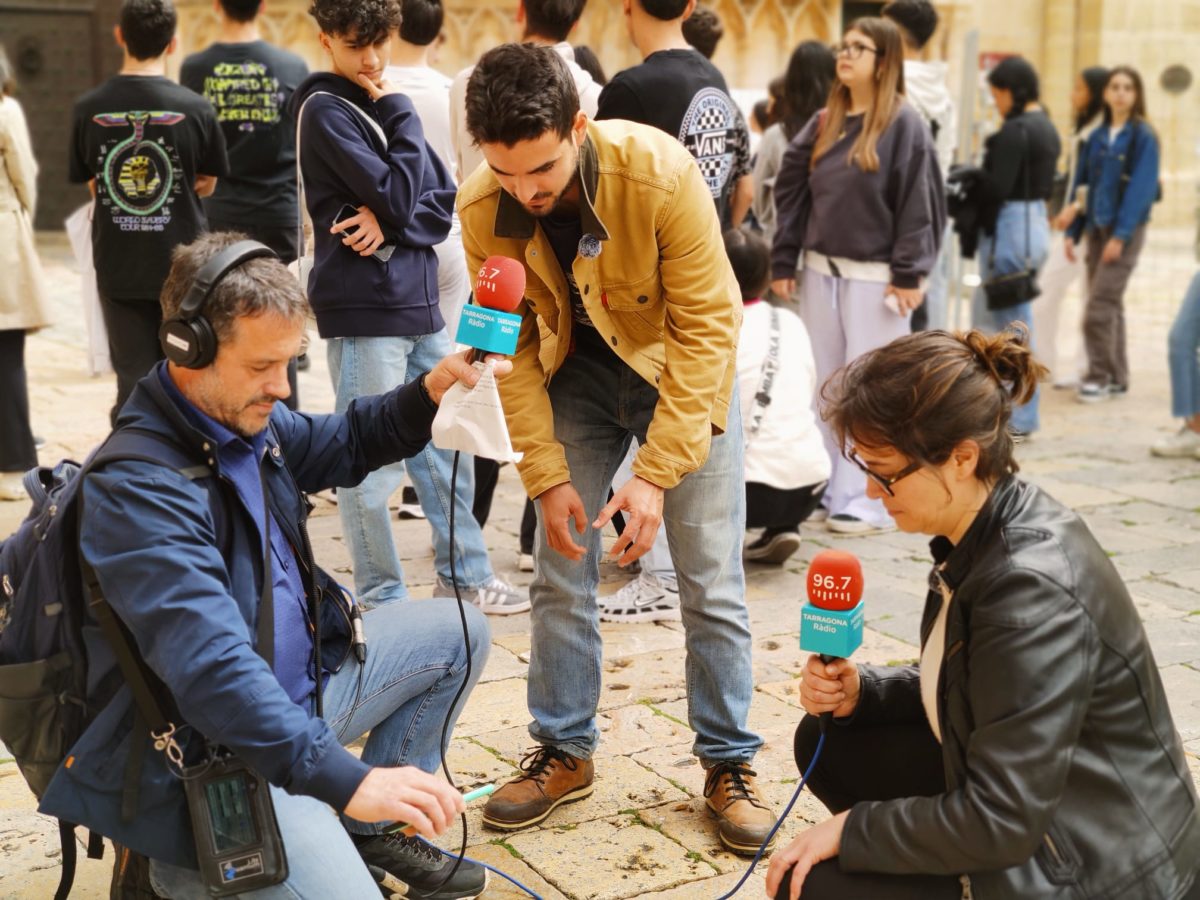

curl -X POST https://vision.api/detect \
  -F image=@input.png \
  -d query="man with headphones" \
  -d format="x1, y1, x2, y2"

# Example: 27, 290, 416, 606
39, 232, 499, 899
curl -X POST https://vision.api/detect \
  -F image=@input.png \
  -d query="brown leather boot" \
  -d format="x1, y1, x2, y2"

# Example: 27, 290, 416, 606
703, 761, 778, 855
482, 746, 595, 831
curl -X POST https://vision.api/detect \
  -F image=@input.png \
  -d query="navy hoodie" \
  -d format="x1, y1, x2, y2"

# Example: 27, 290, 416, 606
289, 72, 455, 338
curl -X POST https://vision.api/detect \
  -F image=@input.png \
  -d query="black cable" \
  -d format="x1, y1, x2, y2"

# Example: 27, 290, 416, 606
429, 448, 473, 889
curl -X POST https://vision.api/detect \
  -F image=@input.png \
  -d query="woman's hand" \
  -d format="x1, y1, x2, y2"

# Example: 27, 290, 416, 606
1052, 203, 1079, 232
771, 278, 796, 299
1063, 237, 1077, 264
765, 812, 849, 900
1101, 237, 1125, 265
799, 654, 861, 719
885, 285, 923, 315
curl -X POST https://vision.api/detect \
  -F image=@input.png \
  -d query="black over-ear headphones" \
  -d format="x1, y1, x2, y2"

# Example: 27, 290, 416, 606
159, 239, 280, 369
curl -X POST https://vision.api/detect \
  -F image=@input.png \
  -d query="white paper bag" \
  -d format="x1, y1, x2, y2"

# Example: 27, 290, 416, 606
64, 202, 112, 377
430, 362, 522, 463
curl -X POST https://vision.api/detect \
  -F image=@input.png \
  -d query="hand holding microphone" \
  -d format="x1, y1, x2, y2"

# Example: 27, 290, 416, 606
798, 550, 866, 727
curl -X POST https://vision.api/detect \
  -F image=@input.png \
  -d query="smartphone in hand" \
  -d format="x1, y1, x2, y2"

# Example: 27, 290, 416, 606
332, 204, 396, 263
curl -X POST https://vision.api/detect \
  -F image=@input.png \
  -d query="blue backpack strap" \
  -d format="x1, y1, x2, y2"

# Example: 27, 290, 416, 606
87, 427, 211, 483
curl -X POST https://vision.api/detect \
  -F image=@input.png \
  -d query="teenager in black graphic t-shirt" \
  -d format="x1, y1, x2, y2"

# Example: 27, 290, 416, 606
68, 0, 227, 426
597, 0, 751, 229
181, 0, 309, 409
180, 1, 309, 262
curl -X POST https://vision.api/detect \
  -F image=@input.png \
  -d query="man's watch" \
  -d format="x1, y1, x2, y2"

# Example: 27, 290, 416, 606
416, 373, 437, 409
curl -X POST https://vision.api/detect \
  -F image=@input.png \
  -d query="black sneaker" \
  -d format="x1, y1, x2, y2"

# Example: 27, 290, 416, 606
743, 529, 802, 565
359, 834, 488, 899
397, 485, 426, 520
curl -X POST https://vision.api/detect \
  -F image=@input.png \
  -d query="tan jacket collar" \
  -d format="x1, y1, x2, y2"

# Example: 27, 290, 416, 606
493, 135, 610, 242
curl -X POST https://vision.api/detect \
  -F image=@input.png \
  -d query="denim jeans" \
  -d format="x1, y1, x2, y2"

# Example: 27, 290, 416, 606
528, 329, 761, 763
148, 598, 490, 898
1168, 271, 1200, 419
971, 201, 1050, 434
327, 331, 493, 607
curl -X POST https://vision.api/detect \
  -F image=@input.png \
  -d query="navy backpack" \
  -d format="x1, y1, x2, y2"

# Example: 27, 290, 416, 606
0, 428, 208, 899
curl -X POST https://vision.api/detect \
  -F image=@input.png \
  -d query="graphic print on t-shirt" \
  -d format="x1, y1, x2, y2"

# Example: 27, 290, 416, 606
92, 110, 187, 229
200, 61, 285, 131
678, 87, 742, 200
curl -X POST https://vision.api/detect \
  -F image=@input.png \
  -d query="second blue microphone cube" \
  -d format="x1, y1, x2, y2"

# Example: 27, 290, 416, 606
800, 601, 865, 659
457, 305, 521, 356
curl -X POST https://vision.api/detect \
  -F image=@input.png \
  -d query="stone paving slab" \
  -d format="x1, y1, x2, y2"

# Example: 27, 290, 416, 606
505, 815, 714, 900
458, 842, 569, 900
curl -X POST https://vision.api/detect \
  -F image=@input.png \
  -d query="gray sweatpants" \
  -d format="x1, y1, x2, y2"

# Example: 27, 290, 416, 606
798, 267, 911, 527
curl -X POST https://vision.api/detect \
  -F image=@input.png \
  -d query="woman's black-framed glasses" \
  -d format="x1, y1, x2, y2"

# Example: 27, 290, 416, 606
849, 452, 921, 497
833, 41, 881, 61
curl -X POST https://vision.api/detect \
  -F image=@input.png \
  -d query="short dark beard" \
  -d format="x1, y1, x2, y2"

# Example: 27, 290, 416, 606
527, 169, 581, 219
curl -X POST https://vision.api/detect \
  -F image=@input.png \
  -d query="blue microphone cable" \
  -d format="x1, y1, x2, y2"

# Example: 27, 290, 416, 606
714, 728, 827, 900
437, 425, 825, 900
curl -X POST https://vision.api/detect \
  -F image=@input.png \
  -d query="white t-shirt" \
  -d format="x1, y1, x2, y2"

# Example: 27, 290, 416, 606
383, 64, 457, 181
736, 302, 831, 490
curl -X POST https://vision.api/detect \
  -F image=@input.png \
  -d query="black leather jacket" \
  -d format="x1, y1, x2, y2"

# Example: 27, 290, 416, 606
839, 477, 1200, 899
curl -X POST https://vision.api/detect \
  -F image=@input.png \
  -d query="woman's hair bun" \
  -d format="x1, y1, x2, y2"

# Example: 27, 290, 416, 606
960, 325, 1046, 406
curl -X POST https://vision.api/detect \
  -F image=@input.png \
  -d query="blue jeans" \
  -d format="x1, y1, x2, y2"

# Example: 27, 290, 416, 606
971, 201, 1050, 434
1169, 271, 1200, 419
327, 331, 493, 607
148, 599, 490, 898
528, 330, 761, 763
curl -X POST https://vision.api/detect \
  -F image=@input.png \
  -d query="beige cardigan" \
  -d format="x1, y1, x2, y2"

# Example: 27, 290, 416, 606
0, 94, 52, 332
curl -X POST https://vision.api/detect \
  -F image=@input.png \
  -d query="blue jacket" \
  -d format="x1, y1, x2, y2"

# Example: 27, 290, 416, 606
39, 365, 438, 868
290, 72, 456, 339
1067, 120, 1160, 243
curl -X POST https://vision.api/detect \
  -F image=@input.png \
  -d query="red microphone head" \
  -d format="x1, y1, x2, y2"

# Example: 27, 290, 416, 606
806, 549, 864, 612
475, 256, 526, 313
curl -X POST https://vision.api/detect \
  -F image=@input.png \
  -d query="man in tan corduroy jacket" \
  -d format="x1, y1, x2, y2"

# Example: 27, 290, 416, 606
457, 41, 777, 857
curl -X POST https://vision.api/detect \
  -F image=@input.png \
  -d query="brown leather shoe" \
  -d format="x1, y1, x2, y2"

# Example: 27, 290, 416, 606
482, 746, 595, 831
703, 761, 778, 855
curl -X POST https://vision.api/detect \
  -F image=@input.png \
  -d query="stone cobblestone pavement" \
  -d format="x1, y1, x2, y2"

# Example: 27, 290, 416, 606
2, 232, 1199, 898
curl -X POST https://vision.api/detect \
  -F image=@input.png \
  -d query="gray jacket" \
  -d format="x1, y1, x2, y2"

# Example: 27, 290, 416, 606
840, 477, 1200, 899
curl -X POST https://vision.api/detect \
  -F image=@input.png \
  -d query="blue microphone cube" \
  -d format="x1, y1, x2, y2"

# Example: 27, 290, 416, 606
456, 305, 521, 355
800, 601, 865, 659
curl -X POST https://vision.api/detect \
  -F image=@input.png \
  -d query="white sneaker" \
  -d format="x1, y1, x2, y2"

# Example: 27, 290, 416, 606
396, 485, 426, 520
0, 473, 28, 502
598, 573, 681, 623
1076, 382, 1111, 403
435, 576, 531, 615
1150, 427, 1200, 459
517, 552, 535, 572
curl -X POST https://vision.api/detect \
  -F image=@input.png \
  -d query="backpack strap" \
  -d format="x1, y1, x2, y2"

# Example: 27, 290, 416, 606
78, 427, 215, 821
